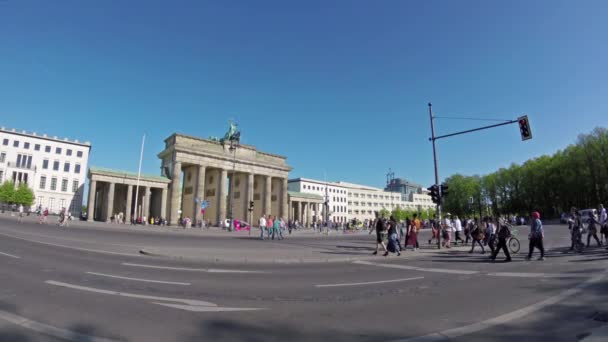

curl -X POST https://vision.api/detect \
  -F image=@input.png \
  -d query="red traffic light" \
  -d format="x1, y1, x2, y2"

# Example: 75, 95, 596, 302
518, 115, 532, 141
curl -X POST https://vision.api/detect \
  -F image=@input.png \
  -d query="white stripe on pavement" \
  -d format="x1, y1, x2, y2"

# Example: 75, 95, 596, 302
0, 231, 140, 257
315, 277, 424, 288
121, 262, 267, 273
0, 309, 118, 342
488, 272, 590, 279
45, 280, 264, 312
389, 272, 607, 342
85, 272, 191, 286
0, 251, 20, 259
354, 260, 479, 275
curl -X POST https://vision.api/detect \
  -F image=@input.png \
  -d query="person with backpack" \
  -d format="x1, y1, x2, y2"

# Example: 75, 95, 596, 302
526, 211, 545, 261
386, 216, 401, 256
369, 211, 388, 256
469, 218, 486, 254
490, 218, 512, 262
587, 214, 601, 248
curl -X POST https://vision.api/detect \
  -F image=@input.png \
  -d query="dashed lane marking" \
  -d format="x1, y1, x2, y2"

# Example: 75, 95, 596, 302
85, 271, 191, 285
0, 251, 20, 259
315, 276, 424, 288
121, 262, 267, 273
353, 260, 479, 275
487, 271, 589, 279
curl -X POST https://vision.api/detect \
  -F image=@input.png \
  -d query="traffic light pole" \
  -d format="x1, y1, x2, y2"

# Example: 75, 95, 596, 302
428, 103, 442, 249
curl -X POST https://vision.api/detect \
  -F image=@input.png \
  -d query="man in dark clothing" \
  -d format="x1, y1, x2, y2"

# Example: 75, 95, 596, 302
369, 211, 388, 255
490, 218, 512, 262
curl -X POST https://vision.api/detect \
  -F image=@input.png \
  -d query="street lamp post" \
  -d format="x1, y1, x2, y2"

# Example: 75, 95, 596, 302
228, 138, 238, 232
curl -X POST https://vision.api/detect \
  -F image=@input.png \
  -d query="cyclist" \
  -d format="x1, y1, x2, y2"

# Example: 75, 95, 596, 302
526, 211, 545, 261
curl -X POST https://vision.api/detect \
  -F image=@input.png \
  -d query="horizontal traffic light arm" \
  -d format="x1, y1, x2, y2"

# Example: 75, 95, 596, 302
430, 119, 518, 141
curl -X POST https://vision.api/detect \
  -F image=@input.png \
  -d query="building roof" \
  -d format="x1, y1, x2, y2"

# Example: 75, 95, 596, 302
0, 126, 92, 148
88, 166, 170, 183
288, 191, 324, 200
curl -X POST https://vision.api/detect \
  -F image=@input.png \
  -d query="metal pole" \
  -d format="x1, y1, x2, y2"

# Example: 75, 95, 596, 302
229, 141, 236, 232
133, 134, 145, 225
428, 103, 442, 249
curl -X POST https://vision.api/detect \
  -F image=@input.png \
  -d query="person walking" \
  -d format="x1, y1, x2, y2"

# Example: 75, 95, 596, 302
272, 217, 283, 240
369, 211, 388, 256
258, 215, 267, 240
442, 216, 453, 248
386, 216, 401, 256
587, 214, 602, 248
469, 218, 485, 254
453, 216, 464, 245
598, 204, 607, 245
484, 217, 497, 255
526, 211, 545, 261
464, 218, 472, 245
17, 204, 24, 223
490, 218, 512, 262
428, 219, 439, 245
411, 214, 421, 250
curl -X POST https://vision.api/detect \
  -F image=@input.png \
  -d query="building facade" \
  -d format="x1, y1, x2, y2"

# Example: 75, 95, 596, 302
0, 127, 91, 214
288, 178, 434, 224
384, 178, 422, 201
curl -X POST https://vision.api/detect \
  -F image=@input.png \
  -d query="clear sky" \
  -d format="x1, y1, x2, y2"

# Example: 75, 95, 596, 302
1, 0, 607, 189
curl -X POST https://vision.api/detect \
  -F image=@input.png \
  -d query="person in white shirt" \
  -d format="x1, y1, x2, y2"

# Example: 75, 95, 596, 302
453, 216, 464, 245
598, 204, 607, 245
485, 217, 497, 255
443, 216, 453, 248
18, 205, 24, 223
258, 215, 267, 240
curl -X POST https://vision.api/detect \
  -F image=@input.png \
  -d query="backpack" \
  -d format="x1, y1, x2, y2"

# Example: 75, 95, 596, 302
498, 225, 511, 239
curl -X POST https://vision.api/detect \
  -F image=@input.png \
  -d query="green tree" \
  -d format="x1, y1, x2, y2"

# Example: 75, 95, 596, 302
0, 181, 16, 204
14, 184, 35, 207
378, 208, 390, 219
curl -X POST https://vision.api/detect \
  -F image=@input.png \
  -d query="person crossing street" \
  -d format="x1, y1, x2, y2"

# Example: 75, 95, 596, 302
526, 211, 545, 261
490, 218, 512, 263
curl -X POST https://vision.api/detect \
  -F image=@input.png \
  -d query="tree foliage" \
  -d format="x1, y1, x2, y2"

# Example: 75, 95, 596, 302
0, 181, 35, 207
442, 127, 608, 218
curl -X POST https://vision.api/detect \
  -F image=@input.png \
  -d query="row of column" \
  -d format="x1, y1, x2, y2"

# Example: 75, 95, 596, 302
87, 180, 167, 222
167, 163, 289, 226
291, 201, 321, 227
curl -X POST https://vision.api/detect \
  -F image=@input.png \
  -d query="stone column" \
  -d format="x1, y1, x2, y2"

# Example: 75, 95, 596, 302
218, 169, 228, 226
281, 178, 289, 220
169, 161, 182, 226
125, 185, 133, 223
145, 187, 152, 220
296, 201, 302, 224
106, 182, 115, 222
195, 165, 206, 224
264, 175, 272, 216
160, 188, 167, 220
307, 202, 313, 227
247, 173, 254, 223
87, 179, 96, 221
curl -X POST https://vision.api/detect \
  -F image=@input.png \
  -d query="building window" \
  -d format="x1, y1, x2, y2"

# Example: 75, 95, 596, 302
72, 180, 79, 193
49, 198, 55, 211
61, 179, 68, 192
39, 176, 47, 190
64, 162, 70, 172
13, 140, 19, 148
42, 159, 49, 169
2, 139, 8, 146
45, 145, 51, 153
35, 144, 40, 151
77, 151, 83, 158
38, 196, 44, 206
67, 149, 72, 156
50, 177, 57, 191
75, 164, 81, 174
0, 152, 5, 163
24, 142, 30, 149
55, 147, 62, 154
53, 161, 59, 171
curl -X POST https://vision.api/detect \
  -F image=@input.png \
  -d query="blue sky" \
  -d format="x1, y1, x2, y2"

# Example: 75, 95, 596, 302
1, 0, 607, 189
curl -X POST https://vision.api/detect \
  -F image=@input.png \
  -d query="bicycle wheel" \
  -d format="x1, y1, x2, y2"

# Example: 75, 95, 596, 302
508, 237, 520, 254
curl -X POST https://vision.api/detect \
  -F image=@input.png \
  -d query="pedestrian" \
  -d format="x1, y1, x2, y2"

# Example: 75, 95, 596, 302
490, 218, 512, 262
464, 218, 472, 245
443, 215, 453, 248
272, 216, 283, 240
369, 211, 388, 256
266, 215, 274, 239
587, 214, 601, 248
58, 208, 67, 227
17, 204, 24, 223
411, 214, 421, 250
484, 217, 497, 255
526, 211, 545, 261
469, 218, 485, 254
453, 216, 464, 245
428, 219, 439, 245
386, 216, 401, 256
598, 204, 607, 245
258, 215, 267, 240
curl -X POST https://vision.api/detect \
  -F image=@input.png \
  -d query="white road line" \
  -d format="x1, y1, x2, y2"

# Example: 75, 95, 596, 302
85, 272, 191, 286
354, 260, 479, 275
0, 308, 118, 342
0, 251, 20, 259
388, 272, 607, 342
0, 231, 140, 257
488, 272, 589, 279
121, 262, 267, 273
315, 277, 424, 288
45, 280, 264, 312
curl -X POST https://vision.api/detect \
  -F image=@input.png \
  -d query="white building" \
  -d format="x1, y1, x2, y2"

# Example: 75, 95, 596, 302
288, 178, 434, 224
0, 127, 91, 214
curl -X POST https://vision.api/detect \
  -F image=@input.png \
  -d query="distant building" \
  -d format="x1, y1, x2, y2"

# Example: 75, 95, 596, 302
288, 177, 434, 224
0, 126, 91, 214
384, 178, 422, 201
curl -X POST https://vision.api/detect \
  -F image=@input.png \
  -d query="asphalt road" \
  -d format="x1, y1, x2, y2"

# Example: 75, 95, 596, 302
1, 215, 607, 342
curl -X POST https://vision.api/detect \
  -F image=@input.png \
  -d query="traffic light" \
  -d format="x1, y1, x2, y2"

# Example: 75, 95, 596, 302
518, 115, 532, 141
428, 184, 440, 204
249, 201, 254, 211
440, 183, 449, 198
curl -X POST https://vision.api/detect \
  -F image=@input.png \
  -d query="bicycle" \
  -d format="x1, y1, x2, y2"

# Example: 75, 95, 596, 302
505, 224, 521, 254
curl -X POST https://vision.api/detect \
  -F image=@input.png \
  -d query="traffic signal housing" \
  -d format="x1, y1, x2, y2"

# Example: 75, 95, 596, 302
249, 201, 254, 211
428, 184, 440, 204
518, 115, 532, 141
440, 183, 449, 198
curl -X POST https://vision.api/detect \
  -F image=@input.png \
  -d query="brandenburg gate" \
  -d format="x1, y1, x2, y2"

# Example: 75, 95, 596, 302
158, 133, 292, 226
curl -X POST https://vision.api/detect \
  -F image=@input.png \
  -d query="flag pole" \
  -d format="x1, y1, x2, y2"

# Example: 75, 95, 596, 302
133, 134, 145, 224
